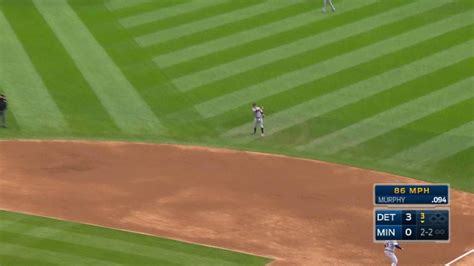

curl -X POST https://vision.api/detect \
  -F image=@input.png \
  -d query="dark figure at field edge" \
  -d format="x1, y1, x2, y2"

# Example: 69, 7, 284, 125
0, 94, 7, 128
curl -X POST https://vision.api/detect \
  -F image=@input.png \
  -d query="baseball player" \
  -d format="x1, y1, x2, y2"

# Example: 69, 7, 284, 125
384, 240, 403, 266
322, 0, 336, 13
252, 103, 264, 136
0, 94, 7, 128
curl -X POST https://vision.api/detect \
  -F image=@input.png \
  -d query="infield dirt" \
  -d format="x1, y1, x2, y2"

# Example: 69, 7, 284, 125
0, 140, 472, 265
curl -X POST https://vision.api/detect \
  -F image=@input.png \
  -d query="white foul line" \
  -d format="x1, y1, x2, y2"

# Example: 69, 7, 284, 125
446, 249, 474, 265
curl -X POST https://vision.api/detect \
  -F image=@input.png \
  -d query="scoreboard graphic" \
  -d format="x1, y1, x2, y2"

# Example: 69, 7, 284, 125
374, 209, 449, 241
373, 184, 450, 242
374, 184, 449, 205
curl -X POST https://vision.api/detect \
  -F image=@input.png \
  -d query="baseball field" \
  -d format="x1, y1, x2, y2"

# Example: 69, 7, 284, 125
0, 0, 473, 265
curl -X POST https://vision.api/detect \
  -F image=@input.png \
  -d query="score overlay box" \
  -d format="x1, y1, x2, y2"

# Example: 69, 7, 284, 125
374, 208, 450, 242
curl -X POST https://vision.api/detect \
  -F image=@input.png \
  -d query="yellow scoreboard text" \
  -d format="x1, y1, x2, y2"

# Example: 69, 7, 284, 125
393, 187, 430, 194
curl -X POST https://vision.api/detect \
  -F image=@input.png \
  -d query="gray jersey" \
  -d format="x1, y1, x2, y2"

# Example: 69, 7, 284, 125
252, 107, 263, 119
384, 240, 399, 252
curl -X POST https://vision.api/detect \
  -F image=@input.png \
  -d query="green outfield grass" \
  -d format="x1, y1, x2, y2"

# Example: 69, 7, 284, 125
1, 0, 472, 191
0, 0, 472, 187
0, 0, 473, 264
0, 211, 271, 265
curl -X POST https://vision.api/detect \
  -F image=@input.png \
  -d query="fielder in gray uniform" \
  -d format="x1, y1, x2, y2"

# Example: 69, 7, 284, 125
252, 103, 264, 136
322, 0, 336, 13
384, 240, 403, 266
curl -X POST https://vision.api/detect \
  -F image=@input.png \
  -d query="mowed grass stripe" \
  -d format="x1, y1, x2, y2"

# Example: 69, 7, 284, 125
383, 120, 474, 168
173, 0, 401, 88
148, 0, 320, 59
0, 216, 178, 265
155, 0, 355, 68
129, 0, 262, 37
0, 219, 18, 230
0, 10, 66, 131
0, 216, 118, 265
109, 0, 189, 19
208, 23, 473, 137
2, 2, 120, 135
34, 0, 164, 134
178, 0, 453, 94
120, 0, 228, 28
223, 40, 474, 139
258, 55, 473, 148
167, 0, 407, 79
9, 213, 242, 264
299, 77, 474, 153
0, 219, 117, 265
70, 2, 212, 132
0, 221, 240, 266
135, 0, 302, 47
0, 242, 117, 266
196, 11, 473, 118
0, 230, 177, 265
429, 147, 474, 190
338, 98, 474, 160
12, 211, 270, 265
0, 211, 271, 265
183, 0, 464, 95
105, 0, 152, 11
0, 253, 56, 266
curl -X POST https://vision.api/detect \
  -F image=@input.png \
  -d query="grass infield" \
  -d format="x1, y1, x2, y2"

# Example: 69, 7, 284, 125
0, 210, 272, 266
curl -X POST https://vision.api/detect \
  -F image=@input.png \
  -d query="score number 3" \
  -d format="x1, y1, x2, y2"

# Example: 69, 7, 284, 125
405, 212, 412, 221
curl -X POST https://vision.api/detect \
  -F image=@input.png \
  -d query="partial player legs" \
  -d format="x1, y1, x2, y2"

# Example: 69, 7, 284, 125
322, 0, 336, 13
0, 111, 5, 128
253, 119, 264, 136
384, 251, 398, 265
329, 0, 336, 12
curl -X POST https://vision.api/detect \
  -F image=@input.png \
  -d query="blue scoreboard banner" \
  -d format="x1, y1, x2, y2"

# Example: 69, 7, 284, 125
374, 184, 449, 205
374, 209, 449, 242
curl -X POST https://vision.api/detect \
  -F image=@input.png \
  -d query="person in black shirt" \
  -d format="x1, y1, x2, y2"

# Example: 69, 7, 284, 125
0, 94, 7, 128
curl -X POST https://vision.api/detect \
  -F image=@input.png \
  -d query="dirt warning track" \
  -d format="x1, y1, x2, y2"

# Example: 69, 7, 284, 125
0, 140, 472, 265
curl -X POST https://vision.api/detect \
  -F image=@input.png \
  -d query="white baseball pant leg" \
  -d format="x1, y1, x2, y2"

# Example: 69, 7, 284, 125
254, 118, 264, 129
323, 0, 335, 11
384, 250, 398, 266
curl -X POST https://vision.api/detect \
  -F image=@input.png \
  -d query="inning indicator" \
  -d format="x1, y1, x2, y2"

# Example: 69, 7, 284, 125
374, 184, 449, 205
374, 209, 449, 242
